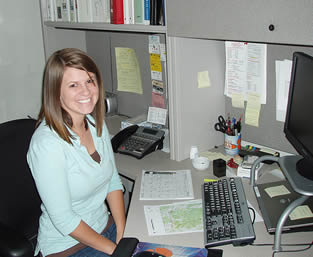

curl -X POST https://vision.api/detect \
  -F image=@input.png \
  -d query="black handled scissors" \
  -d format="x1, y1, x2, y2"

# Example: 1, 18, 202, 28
214, 115, 227, 133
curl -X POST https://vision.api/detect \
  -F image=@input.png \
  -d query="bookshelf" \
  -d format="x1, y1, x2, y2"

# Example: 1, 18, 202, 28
44, 21, 167, 34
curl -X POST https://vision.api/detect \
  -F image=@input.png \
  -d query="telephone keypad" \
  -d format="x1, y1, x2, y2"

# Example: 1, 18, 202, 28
115, 126, 165, 159
122, 136, 151, 153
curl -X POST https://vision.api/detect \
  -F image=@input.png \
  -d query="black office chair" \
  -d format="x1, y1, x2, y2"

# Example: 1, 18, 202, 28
0, 118, 140, 257
0, 118, 41, 257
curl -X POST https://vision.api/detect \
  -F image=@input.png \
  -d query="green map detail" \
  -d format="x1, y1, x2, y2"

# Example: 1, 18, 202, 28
160, 202, 203, 233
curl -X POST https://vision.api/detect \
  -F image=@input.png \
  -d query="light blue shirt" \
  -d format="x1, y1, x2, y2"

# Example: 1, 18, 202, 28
27, 117, 123, 256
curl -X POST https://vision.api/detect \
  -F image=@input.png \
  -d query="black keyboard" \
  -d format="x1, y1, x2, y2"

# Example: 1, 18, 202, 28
202, 177, 255, 248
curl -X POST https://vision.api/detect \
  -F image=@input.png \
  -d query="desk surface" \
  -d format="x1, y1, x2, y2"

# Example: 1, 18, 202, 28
107, 116, 313, 257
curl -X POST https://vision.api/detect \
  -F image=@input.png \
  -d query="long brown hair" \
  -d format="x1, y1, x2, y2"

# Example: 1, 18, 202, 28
38, 48, 105, 143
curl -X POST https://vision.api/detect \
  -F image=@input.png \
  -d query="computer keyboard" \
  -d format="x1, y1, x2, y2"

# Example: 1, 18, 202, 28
202, 177, 255, 248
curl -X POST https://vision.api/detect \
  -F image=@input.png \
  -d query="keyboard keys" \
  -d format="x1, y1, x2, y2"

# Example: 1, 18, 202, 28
202, 177, 256, 247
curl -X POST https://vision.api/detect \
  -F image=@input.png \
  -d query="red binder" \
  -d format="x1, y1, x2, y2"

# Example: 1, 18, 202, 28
111, 0, 124, 24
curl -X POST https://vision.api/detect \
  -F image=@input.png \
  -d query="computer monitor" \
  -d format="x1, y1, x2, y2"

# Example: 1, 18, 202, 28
284, 52, 313, 181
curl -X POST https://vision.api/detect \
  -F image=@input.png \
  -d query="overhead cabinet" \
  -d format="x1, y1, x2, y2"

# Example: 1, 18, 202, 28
167, 0, 313, 45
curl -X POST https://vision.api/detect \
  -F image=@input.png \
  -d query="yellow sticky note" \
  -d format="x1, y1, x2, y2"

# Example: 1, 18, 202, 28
200, 151, 230, 161
289, 205, 313, 220
245, 93, 261, 127
197, 71, 211, 88
150, 53, 162, 72
264, 185, 290, 198
232, 92, 245, 108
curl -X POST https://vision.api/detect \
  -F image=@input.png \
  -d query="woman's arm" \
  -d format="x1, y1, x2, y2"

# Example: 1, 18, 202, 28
70, 220, 117, 255
106, 190, 126, 244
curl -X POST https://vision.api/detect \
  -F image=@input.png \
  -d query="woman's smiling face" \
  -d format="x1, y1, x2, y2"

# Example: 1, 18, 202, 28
60, 67, 99, 123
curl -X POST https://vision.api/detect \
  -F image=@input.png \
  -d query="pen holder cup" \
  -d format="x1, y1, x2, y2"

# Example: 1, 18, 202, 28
224, 133, 241, 155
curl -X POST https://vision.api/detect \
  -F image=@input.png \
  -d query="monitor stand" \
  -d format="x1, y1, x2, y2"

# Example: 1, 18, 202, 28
250, 155, 313, 252
297, 158, 313, 181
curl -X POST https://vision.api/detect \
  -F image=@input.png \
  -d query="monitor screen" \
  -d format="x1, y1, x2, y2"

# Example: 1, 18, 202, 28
284, 52, 313, 180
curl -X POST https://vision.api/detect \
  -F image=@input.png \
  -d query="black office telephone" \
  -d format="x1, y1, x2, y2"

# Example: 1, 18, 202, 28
111, 125, 165, 159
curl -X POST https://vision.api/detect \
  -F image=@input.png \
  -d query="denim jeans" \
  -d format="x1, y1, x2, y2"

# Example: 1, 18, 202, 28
68, 223, 117, 257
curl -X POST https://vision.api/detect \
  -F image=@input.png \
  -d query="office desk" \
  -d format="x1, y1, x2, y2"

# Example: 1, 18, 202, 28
114, 151, 313, 257
107, 116, 313, 257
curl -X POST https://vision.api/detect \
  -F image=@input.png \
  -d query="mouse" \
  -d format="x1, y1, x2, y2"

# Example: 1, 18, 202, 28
133, 251, 166, 257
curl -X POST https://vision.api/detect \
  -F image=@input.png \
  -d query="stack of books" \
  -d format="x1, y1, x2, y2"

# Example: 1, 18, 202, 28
43, 0, 165, 25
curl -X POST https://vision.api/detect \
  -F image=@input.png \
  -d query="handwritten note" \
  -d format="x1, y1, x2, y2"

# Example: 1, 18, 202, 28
197, 71, 211, 88
289, 205, 313, 220
200, 151, 231, 162
232, 92, 245, 108
264, 185, 290, 198
245, 93, 261, 127
115, 47, 143, 94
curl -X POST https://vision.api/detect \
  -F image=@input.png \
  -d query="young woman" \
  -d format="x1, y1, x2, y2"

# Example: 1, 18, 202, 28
27, 48, 125, 257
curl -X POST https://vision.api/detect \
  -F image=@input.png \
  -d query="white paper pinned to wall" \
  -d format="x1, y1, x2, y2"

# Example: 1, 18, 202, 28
275, 59, 292, 122
225, 41, 267, 104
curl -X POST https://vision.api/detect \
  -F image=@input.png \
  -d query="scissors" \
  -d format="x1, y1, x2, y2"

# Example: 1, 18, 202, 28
214, 115, 227, 133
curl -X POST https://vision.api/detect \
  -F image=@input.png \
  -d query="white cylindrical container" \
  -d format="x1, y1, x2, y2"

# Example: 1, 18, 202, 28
190, 146, 199, 159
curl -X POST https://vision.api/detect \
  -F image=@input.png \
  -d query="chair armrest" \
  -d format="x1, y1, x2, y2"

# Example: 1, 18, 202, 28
111, 237, 139, 257
0, 222, 33, 257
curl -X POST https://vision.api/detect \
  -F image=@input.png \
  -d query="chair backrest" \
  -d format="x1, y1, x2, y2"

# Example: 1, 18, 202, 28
0, 119, 42, 243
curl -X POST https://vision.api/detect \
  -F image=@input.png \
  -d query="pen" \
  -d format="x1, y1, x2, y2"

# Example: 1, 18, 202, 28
232, 117, 236, 135
144, 171, 176, 175
150, 219, 156, 233
239, 113, 243, 122
227, 122, 231, 135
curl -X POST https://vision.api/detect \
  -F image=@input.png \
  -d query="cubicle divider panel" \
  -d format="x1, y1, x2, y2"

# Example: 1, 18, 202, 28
86, 31, 113, 94
167, 37, 225, 161
110, 32, 167, 118
225, 44, 313, 154
86, 31, 167, 119
44, 27, 87, 60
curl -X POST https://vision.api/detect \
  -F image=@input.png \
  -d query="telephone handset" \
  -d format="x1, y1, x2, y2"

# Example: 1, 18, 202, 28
111, 125, 165, 159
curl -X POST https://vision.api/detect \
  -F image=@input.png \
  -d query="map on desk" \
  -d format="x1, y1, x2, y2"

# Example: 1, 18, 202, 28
144, 199, 203, 236
140, 170, 194, 200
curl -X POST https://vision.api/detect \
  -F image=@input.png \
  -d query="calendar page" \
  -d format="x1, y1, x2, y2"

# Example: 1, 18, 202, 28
139, 170, 194, 200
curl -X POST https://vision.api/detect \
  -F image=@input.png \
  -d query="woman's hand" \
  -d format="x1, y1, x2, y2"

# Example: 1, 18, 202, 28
116, 232, 123, 245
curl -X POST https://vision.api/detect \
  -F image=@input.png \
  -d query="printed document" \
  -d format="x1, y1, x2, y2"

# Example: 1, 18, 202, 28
147, 106, 167, 125
115, 47, 143, 94
275, 59, 292, 122
225, 41, 267, 104
140, 170, 194, 200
